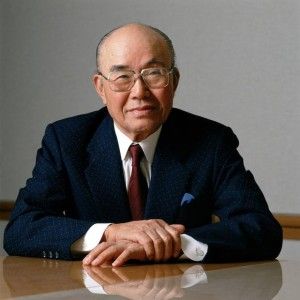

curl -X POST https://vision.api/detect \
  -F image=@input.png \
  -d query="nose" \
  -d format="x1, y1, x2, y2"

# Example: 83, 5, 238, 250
130, 76, 150, 99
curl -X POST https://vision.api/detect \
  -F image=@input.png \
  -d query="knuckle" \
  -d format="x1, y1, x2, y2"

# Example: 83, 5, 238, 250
163, 234, 172, 243
127, 243, 136, 251
143, 243, 154, 256
141, 235, 152, 245
123, 249, 132, 256
170, 231, 180, 242
145, 239, 154, 247
147, 219, 160, 225
146, 219, 155, 226
136, 232, 147, 242
153, 237, 163, 247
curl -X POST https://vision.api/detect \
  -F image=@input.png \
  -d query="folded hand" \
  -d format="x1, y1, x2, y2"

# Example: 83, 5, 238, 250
104, 219, 185, 262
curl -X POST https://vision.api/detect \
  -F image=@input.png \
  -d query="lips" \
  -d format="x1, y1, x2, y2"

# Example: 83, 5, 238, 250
129, 105, 155, 112
127, 105, 157, 117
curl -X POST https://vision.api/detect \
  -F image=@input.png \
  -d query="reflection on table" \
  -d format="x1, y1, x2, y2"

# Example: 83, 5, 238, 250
0, 256, 284, 299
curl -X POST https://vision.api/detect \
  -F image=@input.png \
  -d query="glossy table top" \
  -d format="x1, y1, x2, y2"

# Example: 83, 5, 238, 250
0, 256, 298, 299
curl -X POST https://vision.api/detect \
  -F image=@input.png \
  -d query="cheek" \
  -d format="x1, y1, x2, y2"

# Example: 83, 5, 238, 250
156, 89, 174, 110
105, 93, 128, 117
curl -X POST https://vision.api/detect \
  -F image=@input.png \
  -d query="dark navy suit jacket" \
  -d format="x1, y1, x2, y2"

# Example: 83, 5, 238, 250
4, 108, 282, 261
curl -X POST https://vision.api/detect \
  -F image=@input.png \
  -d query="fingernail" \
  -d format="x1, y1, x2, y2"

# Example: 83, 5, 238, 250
91, 259, 99, 266
112, 260, 120, 267
83, 257, 90, 265
112, 261, 117, 267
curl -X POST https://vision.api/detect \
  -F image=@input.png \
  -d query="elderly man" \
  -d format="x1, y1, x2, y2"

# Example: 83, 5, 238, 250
4, 23, 282, 266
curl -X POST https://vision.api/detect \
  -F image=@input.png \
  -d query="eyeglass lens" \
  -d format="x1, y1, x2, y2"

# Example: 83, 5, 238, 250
108, 68, 171, 91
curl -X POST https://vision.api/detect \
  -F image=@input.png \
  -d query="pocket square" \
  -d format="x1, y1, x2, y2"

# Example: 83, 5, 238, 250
181, 193, 195, 206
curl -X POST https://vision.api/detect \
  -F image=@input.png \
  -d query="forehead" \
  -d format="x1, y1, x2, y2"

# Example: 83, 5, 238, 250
100, 25, 171, 71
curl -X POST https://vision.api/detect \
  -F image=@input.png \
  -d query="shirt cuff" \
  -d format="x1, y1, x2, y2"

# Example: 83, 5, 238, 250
180, 234, 208, 261
71, 223, 112, 253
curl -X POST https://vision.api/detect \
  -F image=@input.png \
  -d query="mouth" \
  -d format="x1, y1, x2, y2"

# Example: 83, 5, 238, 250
128, 105, 156, 116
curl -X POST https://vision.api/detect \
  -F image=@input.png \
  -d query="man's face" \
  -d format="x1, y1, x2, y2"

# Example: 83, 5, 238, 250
94, 25, 179, 141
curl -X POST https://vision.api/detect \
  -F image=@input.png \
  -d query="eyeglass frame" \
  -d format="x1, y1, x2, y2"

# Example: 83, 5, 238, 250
97, 66, 174, 92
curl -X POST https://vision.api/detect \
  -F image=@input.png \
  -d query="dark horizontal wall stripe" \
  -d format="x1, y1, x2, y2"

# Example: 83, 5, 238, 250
274, 214, 300, 240
0, 200, 13, 220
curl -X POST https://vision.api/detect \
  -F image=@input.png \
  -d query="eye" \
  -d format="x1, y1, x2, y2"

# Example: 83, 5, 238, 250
116, 74, 131, 80
146, 68, 163, 76
111, 72, 132, 81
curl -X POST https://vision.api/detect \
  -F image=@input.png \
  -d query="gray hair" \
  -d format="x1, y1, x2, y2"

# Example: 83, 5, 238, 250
96, 23, 176, 72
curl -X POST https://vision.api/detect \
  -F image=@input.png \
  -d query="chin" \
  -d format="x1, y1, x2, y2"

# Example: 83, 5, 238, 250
129, 122, 160, 140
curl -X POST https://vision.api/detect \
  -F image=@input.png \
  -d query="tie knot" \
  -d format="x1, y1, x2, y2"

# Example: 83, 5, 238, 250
129, 144, 144, 166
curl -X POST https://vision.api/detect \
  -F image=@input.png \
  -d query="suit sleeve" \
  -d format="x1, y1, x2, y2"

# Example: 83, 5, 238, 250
185, 127, 283, 262
4, 124, 95, 260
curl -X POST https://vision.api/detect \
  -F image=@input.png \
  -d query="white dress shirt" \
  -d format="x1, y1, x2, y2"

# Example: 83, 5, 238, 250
71, 123, 208, 261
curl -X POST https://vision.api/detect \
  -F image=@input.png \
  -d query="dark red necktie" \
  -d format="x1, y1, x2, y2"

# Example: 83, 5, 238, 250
128, 144, 148, 220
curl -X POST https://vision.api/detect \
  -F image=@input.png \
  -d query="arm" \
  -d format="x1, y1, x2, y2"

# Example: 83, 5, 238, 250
4, 122, 196, 263
186, 127, 282, 262
4, 123, 186, 263
4, 124, 94, 260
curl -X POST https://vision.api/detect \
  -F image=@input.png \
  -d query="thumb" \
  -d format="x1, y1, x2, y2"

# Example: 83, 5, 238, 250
170, 224, 185, 234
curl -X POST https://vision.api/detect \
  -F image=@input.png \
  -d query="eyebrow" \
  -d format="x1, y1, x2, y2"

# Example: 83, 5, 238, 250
109, 65, 130, 72
108, 59, 168, 73
145, 58, 168, 67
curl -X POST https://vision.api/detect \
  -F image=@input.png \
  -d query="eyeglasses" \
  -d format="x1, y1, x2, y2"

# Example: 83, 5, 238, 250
98, 67, 173, 92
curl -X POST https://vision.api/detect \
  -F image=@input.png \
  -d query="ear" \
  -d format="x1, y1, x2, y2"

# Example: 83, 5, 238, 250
172, 67, 180, 92
93, 74, 107, 105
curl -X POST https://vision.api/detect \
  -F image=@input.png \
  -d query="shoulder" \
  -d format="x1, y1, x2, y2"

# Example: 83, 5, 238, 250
51, 107, 109, 131
167, 108, 233, 139
43, 107, 110, 147
164, 108, 240, 162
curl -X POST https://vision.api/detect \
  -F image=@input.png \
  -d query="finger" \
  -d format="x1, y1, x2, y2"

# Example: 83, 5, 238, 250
152, 220, 184, 258
145, 229, 164, 261
111, 246, 141, 267
163, 226, 183, 258
112, 243, 146, 267
155, 226, 173, 261
83, 243, 111, 265
146, 220, 181, 261
141, 220, 173, 260
170, 224, 185, 234
135, 231, 155, 260
91, 244, 123, 266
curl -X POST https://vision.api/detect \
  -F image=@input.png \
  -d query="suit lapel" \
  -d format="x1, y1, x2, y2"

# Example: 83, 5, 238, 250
145, 113, 190, 223
85, 115, 131, 222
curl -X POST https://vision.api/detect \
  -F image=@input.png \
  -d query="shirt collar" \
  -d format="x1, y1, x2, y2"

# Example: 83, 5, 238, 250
114, 123, 161, 164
